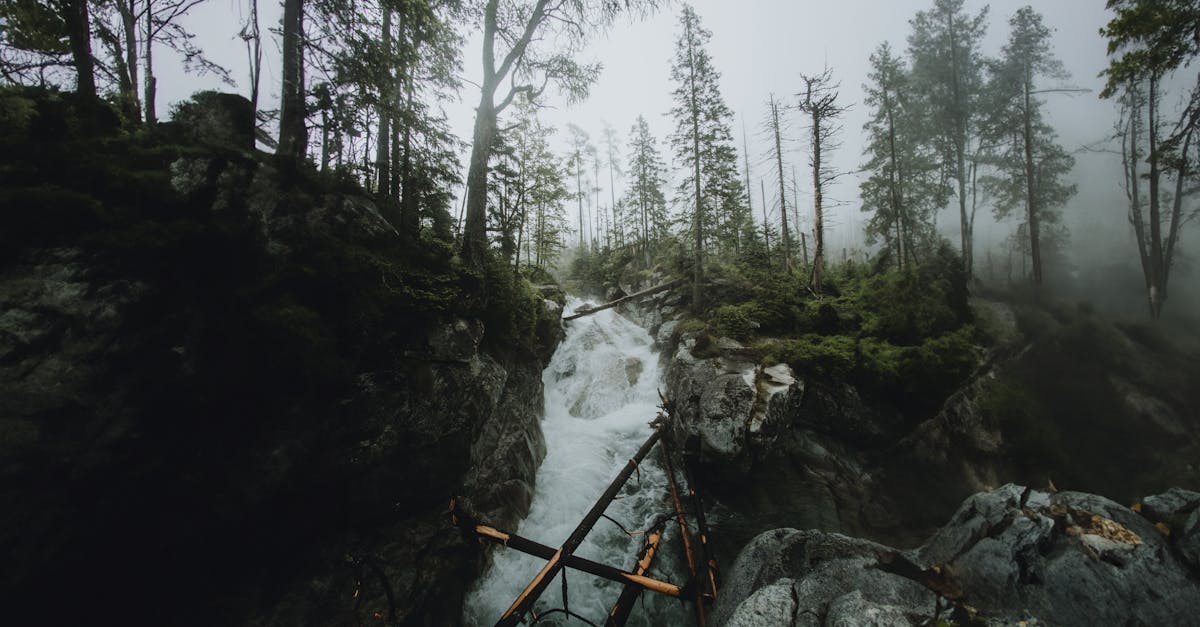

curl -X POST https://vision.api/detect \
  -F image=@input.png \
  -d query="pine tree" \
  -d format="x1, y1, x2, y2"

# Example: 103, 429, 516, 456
566, 124, 592, 250
982, 6, 1076, 292
626, 115, 669, 262
669, 3, 745, 306
908, 0, 990, 275
602, 122, 623, 247
859, 41, 946, 270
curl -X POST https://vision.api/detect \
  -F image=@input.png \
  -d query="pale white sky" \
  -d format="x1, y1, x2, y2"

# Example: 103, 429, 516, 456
167, 1, 1141, 263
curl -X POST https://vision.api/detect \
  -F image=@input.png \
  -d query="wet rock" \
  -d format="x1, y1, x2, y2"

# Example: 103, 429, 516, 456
1139, 488, 1200, 571
666, 343, 756, 460
713, 528, 934, 627
655, 319, 680, 348
717, 485, 1200, 627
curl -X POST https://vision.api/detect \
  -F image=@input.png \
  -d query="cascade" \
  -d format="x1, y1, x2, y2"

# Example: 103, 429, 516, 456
465, 299, 688, 625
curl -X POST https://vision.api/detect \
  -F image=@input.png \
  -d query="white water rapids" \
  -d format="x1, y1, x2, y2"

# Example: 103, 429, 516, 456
464, 299, 689, 626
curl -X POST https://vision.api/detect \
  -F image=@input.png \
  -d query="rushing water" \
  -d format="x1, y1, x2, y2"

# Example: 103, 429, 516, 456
464, 299, 689, 626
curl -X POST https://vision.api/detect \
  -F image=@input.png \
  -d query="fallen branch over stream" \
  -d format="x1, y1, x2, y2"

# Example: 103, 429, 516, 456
563, 279, 685, 321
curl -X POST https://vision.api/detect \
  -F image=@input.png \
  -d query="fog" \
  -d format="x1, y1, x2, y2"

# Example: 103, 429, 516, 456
163, 0, 1200, 322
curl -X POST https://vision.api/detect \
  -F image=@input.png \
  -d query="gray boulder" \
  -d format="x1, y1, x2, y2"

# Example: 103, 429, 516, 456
717, 484, 1200, 626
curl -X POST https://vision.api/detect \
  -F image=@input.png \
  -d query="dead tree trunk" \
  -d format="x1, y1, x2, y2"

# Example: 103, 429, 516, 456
564, 279, 684, 321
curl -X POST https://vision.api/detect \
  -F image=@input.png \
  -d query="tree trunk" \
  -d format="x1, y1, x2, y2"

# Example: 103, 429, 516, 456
400, 30, 422, 236
375, 7, 393, 196
1022, 67, 1043, 293
686, 17, 703, 309
144, 0, 157, 123
461, 0, 552, 266
277, 0, 307, 162
117, 0, 142, 119
760, 180, 771, 257
463, 95, 496, 264
771, 97, 792, 274
884, 87, 904, 270
248, 0, 261, 117
810, 109, 825, 294
320, 110, 330, 172
742, 125, 757, 253
639, 161, 650, 264
1147, 73, 1164, 318
1123, 83, 1152, 300
1163, 127, 1192, 293
947, 10, 971, 276
62, 0, 96, 100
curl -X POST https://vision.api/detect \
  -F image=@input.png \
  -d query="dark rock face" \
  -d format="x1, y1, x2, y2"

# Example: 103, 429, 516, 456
716, 485, 1200, 627
654, 295, 1200, 555
0, 150, 564, 625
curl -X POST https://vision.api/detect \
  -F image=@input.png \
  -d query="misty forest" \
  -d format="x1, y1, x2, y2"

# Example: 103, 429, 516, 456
4, 0, 1200, 624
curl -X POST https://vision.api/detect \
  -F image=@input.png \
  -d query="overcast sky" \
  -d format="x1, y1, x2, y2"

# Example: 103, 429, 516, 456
169, 1, 1156, 268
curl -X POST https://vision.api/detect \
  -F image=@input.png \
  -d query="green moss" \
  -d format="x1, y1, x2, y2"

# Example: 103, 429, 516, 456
712, 302, 761, 341
771, 334, 858, 381
677, 318, 708, 336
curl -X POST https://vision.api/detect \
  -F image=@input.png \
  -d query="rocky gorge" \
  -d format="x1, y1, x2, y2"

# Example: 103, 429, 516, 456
0, 91, 564, 625
606, 266, 1200, 624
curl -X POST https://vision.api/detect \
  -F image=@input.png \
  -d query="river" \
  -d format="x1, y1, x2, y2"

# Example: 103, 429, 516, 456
464, 299, 689, 626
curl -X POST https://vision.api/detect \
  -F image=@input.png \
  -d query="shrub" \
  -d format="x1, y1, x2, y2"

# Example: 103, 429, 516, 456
771, 334, 858, 381
712, 302, 760, 341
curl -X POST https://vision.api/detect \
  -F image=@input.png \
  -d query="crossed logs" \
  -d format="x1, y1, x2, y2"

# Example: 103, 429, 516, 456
449, 409, 718, 627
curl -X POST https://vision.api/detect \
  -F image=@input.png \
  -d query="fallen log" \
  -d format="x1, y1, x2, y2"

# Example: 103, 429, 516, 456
563, 279, 684, 321
683, 457, 719, 605
448, 512, 683, 599
606, 518, 668, 627
493, 422, 665, 627
660, 436, 707, 626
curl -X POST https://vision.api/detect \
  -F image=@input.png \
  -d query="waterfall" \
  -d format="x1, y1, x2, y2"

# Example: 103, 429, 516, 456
464, 299, 689, 626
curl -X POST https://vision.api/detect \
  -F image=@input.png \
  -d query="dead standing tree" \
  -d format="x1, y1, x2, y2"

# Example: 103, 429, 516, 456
797, 68, 848, 295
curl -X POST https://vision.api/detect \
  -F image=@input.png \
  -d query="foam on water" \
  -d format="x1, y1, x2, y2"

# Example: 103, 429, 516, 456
464, 299, 688, 626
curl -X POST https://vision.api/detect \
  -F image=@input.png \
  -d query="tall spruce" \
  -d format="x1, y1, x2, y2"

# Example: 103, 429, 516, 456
626, 115, 669, 262
566, 124, 592, 250
669, 3, 744, 307
908, 0, 989, 275
983, 6, 1076, 292
860, 41, 946, 270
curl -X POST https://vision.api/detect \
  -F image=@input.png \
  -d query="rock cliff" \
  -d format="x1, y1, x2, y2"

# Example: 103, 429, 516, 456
0, 92, 563, 625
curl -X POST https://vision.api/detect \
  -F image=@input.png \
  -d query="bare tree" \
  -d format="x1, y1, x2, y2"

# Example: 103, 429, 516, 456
765, 93, 793, 273
797, 67, 849, 295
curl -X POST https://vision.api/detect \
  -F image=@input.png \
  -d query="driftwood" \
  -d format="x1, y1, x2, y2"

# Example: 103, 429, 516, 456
448, 506, 682, 599
660, 436, 707, 626
606, 518, 668, 626
683, 458, 719, 605
563, 279, 685, 321
494, 423, 665, 627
